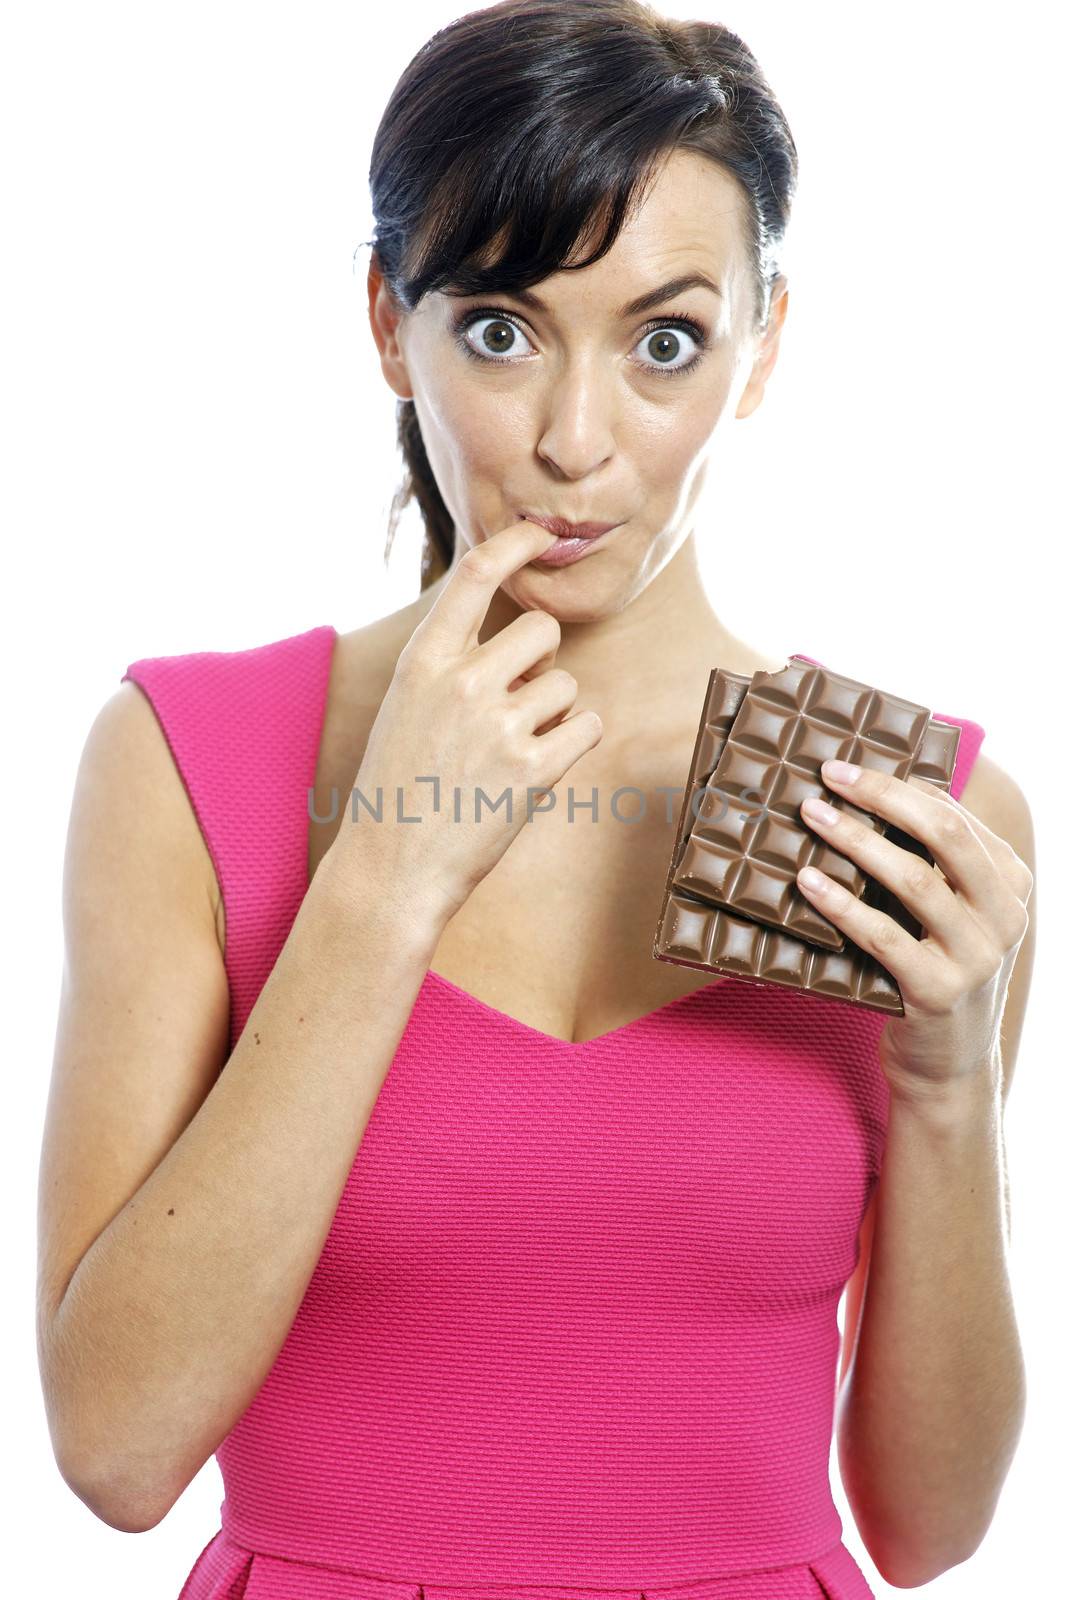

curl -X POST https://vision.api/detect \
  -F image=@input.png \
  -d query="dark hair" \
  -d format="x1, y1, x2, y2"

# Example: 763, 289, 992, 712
361, 0, 798, 589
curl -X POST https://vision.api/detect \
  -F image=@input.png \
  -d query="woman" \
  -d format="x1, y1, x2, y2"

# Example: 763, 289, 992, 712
37, 3, 1035, 1597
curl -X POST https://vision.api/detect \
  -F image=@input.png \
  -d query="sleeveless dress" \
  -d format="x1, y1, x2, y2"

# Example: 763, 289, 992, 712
120, 626, 986, 1600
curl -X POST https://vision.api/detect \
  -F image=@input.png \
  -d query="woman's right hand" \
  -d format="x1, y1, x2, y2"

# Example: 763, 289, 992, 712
328, 519, 604, 927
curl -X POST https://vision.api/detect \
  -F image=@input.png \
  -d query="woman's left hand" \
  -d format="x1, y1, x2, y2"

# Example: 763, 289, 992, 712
794, 757, 1034, 1101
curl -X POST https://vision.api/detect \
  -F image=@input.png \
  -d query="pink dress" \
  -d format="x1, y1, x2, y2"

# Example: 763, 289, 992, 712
120, 627, 986, 1600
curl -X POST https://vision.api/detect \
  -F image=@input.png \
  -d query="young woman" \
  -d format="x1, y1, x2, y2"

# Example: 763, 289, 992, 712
37, 4, 1035, 1597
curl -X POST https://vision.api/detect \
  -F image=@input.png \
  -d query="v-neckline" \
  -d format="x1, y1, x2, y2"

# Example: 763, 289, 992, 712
312, 625, 816, 1050
422, 962, 740, 1050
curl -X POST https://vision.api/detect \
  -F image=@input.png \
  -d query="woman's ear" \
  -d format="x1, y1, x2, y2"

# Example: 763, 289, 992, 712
735, 272, 789, 422
367, 252, 414, 402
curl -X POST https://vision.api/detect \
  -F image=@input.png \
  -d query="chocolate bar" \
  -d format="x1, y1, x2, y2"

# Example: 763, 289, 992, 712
652, 658, 961, 1016
671, 659, 933, 952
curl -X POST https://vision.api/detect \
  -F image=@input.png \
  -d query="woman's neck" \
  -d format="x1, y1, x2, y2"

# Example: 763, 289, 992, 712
417, 529, 787, 738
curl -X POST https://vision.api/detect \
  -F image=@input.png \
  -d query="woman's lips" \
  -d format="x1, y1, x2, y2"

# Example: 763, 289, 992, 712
517, 511, 621, 567
519, 512, 620, 538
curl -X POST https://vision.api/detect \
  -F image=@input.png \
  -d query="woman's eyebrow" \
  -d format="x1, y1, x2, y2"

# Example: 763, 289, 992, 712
614, 272, 723, 317
450, 271, 722, 317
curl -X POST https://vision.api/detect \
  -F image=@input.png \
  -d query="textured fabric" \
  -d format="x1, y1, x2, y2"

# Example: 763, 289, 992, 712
121, 630, 986, 1600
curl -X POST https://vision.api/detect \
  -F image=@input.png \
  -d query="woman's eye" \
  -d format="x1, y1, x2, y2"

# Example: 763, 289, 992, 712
453, 309, 708, 378
635, 322, 705, 375
460, 316, 534, 362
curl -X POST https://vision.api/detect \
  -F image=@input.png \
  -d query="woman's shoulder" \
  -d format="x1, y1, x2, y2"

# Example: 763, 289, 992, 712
955, 748, 1033, 849
117, 618, 343, 840
122, 620, 336, 687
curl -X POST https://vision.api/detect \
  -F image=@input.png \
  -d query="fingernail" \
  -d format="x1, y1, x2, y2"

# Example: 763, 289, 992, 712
803, 796, 839, 825
823, 759, 860, 785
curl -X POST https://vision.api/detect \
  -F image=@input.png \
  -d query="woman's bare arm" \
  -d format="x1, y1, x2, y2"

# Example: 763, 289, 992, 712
37, 522, 597, 1534
37, 682, 446, 1533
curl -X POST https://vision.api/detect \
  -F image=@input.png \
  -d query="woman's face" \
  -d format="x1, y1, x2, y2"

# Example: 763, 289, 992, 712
370, 147, 788, 620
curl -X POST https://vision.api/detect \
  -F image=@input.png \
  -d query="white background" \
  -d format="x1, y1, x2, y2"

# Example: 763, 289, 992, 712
3, 2, 1061, 1595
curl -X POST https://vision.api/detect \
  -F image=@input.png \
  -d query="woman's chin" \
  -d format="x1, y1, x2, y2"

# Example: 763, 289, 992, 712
507, 567, 633, 621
